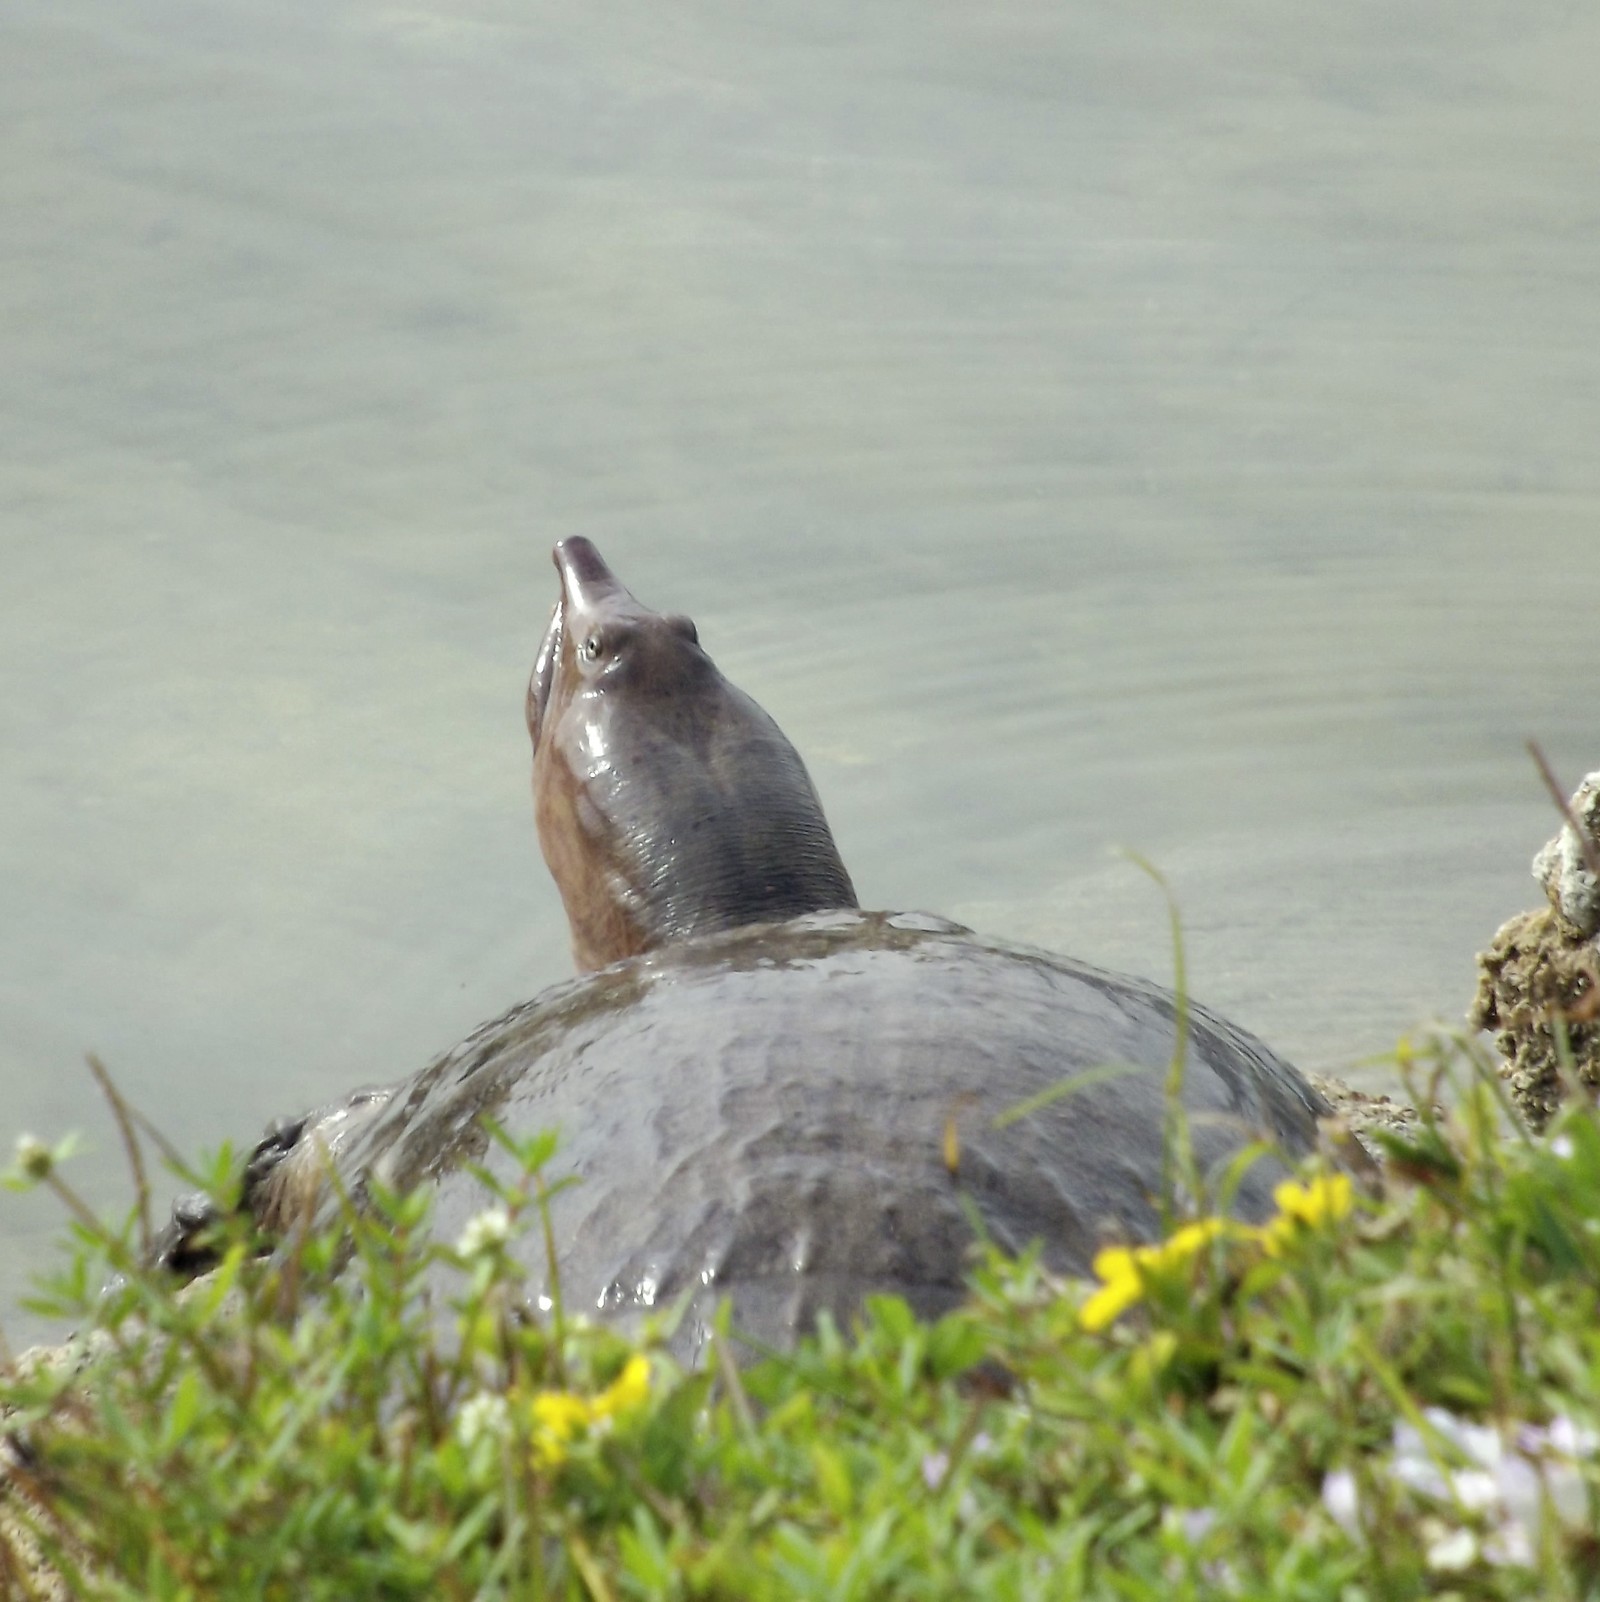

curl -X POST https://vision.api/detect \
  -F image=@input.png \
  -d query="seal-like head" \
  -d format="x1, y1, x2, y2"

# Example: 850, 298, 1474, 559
528, 538, 859, 971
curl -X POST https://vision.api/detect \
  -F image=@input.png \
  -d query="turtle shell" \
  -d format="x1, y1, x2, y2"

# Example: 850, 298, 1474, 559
327, 910, 1327, 1364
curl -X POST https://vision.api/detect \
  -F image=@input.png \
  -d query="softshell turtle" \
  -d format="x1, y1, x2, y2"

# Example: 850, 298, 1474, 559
164, 539, 1336, 1363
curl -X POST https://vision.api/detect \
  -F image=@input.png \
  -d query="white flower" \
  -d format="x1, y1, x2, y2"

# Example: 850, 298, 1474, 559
1448, 1419, 1503, 1471
1450, 1470, 1501, 1512
1424, 1527, 1478, 1572
1542, 1458, 1590, 1530
1328, 1407, 1595, 1570
1550, 1133, 1575, 1159
1385, 1408, 1594, 1565
1415, 1407, 1502, 1470
1491, 1453, 1544, 1532
455, 1391, 511, 1449
1321, 1469, 1360, 1536
1483, 1519, 1534, 1568
1506, 1416, 1593, 1535
1390, 1447, 1451, 1502
1543, 1414, 1599, 1460
1393, 1410, 1502, 1510
456, 1206, 512, 1257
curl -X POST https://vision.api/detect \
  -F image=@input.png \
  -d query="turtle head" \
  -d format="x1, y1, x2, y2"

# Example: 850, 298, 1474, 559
526, 537, 705, 756
528, 538, 857, 973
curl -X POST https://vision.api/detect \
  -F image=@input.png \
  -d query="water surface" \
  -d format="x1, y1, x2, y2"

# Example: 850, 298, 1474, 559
4, 0, 1599, 1344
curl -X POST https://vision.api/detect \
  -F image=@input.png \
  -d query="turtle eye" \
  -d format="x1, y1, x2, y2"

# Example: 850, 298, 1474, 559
581, 634, 604, 663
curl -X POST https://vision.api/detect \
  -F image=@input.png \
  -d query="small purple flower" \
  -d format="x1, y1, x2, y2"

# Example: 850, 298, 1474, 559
921, 1450, 950, 1491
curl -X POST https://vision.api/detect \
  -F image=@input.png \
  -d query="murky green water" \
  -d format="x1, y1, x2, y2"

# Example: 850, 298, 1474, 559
4, 0, 1598, 1344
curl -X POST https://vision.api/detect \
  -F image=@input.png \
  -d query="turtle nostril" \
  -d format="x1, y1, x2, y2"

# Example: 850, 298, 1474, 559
554, 537, 614, 588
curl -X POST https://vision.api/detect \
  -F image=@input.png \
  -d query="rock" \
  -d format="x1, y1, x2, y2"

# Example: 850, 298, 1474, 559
1531, 770, 1600, 938
1472, 906, 1600, 1131
1308, 1075, 1427, 1159
1472, 772, 1600, 1129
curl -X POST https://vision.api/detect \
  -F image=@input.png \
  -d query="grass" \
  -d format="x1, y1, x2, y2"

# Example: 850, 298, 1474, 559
1, 1033, 1598, 1600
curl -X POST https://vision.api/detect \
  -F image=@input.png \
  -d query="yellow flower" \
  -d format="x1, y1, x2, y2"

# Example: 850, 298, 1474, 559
1078, 1173, 1355, 1330
530, 1391, 591, 1465
1079, 1255, 1144, 1332
527, 1355, 653, 1465
592, 1354, 651, 1419
1158, 1218, 1233, 1264
1079, 1217, 1236, 1331
1261, 1173, 1354, 1255
1272, 1173, 1353, 1225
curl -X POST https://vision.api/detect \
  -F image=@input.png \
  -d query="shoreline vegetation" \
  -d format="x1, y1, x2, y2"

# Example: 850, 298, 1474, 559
3, 1027, 1598, 1600
4, 774, 1597, 1598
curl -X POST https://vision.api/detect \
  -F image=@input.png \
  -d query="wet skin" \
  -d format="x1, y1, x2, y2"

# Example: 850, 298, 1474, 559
528, 537, 857, 971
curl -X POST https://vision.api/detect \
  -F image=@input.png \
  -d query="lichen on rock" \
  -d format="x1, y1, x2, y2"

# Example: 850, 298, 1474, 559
1472, 768, 1600, 1130
1532, 770, 1600, 938
1307, 1075, 1426, 1159
1472, 906, 1600, 1131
